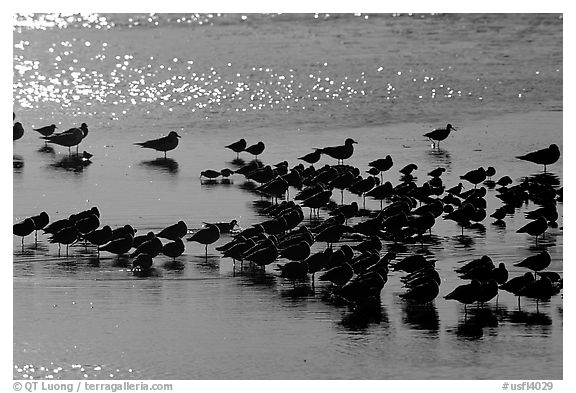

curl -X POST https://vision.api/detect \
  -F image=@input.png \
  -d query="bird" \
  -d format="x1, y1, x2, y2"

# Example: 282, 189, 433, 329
156, 221, 188, 240
279, 240, 311, 261
74, 214, 100, 236
99, 234, 134, 256
84, 225, 113, 255
516, 144, 560, 172
399, 163, 418, 176
135, 131, 181, 158
317, 138, 358, 164
162, 238, 185, 261
444, 280, 483, 313
42, 124, 88, 155
111, 224, 136, 240
30, 211, 49, 246
131, 236, 163, 258
48, 226, 79, 256
13, 218, 35, 250
514, 250, 551, 273
319, 262, 354, 286
13, 122, 24, 141
516, 216, 548, 243
244, 240, 278, 267
200, 170, 222, 181
225, 138, 247, 159
400, 280, 440, 304
298, 150, 322, 164
369, 155, 393, 173
423, 124, 457, 148
460, 167, 486, 188
427, 167, 446, 178
276, 261, 308, 281
245, 141, 265, 159
34, 124, 58, 137
43, 218, 72, 235
187, 224, 220, 256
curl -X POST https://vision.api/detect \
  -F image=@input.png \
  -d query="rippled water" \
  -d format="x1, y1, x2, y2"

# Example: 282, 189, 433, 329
13, 13, 562, 380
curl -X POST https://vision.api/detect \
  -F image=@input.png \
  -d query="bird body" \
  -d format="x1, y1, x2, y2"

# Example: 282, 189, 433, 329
131, 236, 163, 258
516, 144, 560, 171
400, 280, 440, 304
99, 235, 134, 255
444, 280, 482, 306
34, 124, 58, 137
162, 238, 185, 260
13, 218, 35, 239
157, 221, 188, 240
514, 250, 551, 272
225, 138, 247, 157
368, 155, 393, 172
245, 141, 265, 158
30, 212, 50, 231
298, 150, 322, 164
516, 216, 548, 240
13, 122, 24, 141
318, 138, 357, 164
42, 127, 84, 148
84, 225, 113, 247
423, 124, 457, 147
135, 131, 181, 157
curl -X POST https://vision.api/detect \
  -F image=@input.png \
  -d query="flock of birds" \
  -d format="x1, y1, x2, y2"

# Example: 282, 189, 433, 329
14, 120, 563, 318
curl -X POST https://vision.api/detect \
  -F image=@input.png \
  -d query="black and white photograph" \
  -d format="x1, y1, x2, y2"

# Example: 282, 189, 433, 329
11, 6, 567, 387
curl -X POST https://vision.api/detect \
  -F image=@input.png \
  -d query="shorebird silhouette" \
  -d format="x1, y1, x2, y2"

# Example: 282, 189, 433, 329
298, 149, 322, 164
225, 138, 247, 159
318, 138, 357, 165
423, 124, 457, 148
187, 224, 220, 257
34, 124, 58, 138
13, 218, 35, 250
42, 123, 88, 155
13, 122, 24, 141
516, 216, 548, 244
245, 141, 265, 160
516, 144, 560, 172
135, 131, 181, 159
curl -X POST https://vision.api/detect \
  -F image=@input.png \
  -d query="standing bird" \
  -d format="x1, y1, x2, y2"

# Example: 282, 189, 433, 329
34, 124, 58, 138
245, 141, 265, 160
444, 280, 483, 314
30, 211, 50, 246
423, 124, 457, 148
187, 224, 220, 256
516, 216, 548, 244
42, 124, 88, 155
135, 131, 181, 159
460, 167, 486, 189
318, 138, 358, 165
156, 221, 188, 240
99, 234, 134, 256
162, 238, 185, 261
225, 138, 247, 159
298, 149, 322, 164
514, 250, 551, 273
13, 122, 25, 141
13, 218, 35, 250
516, 144, 560, 172
84, 225, 113, 256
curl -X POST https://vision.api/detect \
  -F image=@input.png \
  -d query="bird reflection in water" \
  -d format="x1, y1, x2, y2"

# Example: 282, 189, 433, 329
452, 308, 498, 339
140, 158, 179, 174
338, 298, 388, 331
51, 155, 92, 172
38, 145, 55, 155
13, 155, 24, 171
425, 147, 452, 169
280, 284, 314, 299
163, 259, 185, 271
401, 302, 440, 332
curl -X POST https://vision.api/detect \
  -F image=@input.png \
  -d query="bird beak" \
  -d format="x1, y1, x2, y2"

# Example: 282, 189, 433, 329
352, 140, 358, 144
176, 133, 181, 138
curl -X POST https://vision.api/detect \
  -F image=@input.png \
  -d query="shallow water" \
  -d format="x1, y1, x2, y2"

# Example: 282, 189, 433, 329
13, 14, 562, 380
